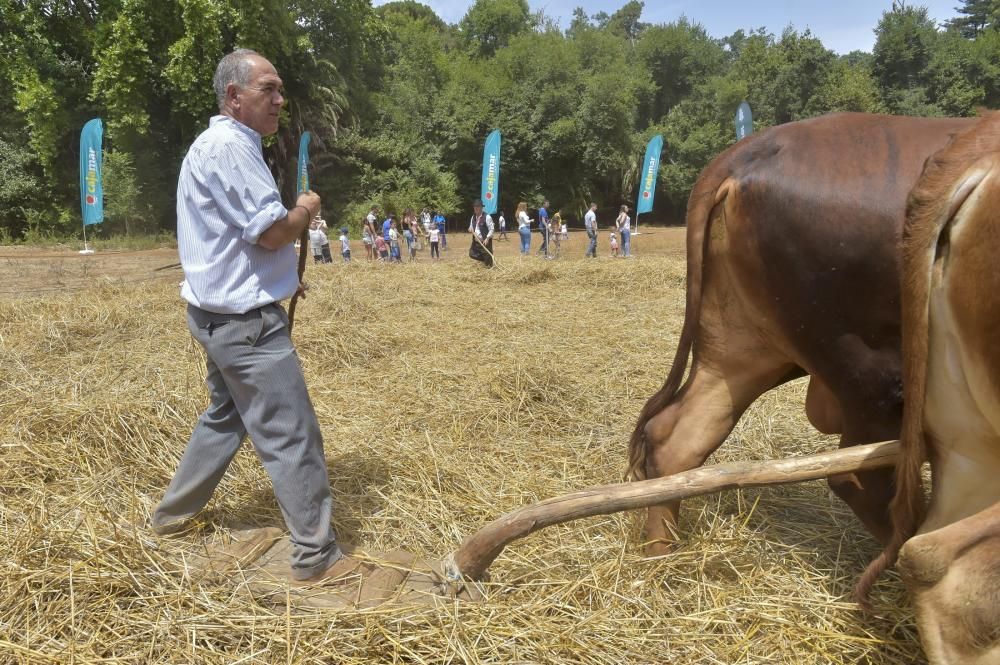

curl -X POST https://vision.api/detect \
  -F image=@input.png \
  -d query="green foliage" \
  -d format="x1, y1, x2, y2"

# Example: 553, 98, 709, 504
102, 150, 149, 236
0, 137, 45, 238
459, 0, 532, 58
809, 59, 886, 114
872, 3, 938, 110
636, 19, 726, 123
164, 0, 232, 128
944, 0, 1000, 37
90, 0, 156, 144
4, 0, 1000, 240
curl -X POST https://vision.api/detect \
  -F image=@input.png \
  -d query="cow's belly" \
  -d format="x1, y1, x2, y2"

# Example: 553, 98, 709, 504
921, 270, 1000, 535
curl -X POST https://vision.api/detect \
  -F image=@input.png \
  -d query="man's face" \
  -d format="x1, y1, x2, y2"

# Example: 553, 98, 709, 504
474, 205, 483, 215
232, 56, 284, 136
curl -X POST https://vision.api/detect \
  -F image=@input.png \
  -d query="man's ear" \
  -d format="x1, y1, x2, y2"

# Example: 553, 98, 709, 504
226, 83, 240, 109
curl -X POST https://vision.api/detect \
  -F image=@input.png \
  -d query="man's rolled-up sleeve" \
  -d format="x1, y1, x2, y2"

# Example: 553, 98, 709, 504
243, 199, 287, 245
216, 141, 289, 245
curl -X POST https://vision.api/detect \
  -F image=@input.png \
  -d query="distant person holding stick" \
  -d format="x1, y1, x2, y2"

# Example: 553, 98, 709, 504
468, 198, 495, 268
153, 48, 359, 585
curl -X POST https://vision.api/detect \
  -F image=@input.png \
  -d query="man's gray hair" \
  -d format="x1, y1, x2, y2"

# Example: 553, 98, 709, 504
213, 49, 259, 110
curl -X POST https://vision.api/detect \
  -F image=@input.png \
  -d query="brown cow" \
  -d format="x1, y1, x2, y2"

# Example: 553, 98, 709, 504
627, 113, 975, 554
857, 113, 1000, 664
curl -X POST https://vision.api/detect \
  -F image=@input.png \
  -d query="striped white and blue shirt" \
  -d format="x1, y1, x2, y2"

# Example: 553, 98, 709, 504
177, 115, 294, 314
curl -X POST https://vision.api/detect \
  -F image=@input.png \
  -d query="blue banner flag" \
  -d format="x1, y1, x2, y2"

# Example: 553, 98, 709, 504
297, 131, 311, 194
636, 134, 663, 216
79, 118, 104, 226
480, 129, 501, 215
735, 101, 753, 141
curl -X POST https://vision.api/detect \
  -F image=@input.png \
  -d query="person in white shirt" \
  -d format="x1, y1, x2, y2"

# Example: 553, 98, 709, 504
428, 225, 441, 260
468, 198, 495, 268
498, 212, 508, 241
338, 227, 351, 262
308, 220, 331, 263
515, 201, 532, 256
421, 208, 432, 236
153, 49, 359, 587
615, 204, 632, 257
362, 205, 379, 261
584, 202, 598, 258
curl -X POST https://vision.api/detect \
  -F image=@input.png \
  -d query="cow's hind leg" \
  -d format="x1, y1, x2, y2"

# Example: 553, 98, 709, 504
802, 373, 898, 542
642, 349, 795, 555
821, 345, 903, 545
828, 457, 896, 545
828, 413, 900, 545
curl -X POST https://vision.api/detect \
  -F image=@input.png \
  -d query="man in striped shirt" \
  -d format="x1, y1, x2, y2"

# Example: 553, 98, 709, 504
152, 49, 352, 585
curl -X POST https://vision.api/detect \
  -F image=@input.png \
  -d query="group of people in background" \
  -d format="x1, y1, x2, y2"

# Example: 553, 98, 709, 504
503, 199, 632, 262
357, 205, 448, 264
309, 199, 634, 269
307, 214, 350, 263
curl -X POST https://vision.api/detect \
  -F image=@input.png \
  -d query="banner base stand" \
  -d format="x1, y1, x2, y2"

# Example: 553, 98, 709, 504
79, 248, 95, 255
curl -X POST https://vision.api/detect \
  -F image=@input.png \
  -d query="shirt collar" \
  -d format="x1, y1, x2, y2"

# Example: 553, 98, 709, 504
210, 115, 262, 148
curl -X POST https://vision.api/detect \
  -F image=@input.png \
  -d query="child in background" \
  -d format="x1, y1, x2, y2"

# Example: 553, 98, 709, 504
609, 231, 619, 257
388, 219, 402, 263
339, 227, 351, 262
428, 225, 441, 260
551, 211, 563, 258
375, 234, 389, 262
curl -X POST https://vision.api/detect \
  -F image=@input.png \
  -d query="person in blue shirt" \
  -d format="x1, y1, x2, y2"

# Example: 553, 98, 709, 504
382, 215, 392, 242
537, 199, 550, 258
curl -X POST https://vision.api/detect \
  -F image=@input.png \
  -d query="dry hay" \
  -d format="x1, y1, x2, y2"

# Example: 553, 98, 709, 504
0, 233, 922, 664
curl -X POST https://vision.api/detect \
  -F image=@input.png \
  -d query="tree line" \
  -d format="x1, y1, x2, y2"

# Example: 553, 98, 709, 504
2, 0, 999, 241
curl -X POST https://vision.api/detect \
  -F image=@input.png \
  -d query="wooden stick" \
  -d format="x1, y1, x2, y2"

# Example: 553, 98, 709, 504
286, 226, 310, 334
448, 440, 900, 580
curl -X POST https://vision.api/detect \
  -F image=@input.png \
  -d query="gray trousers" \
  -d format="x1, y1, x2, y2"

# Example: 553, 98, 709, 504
152, 302, 339, 580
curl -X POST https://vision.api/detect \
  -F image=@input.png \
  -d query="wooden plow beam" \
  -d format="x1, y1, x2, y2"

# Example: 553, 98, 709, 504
445, 440, 901, 581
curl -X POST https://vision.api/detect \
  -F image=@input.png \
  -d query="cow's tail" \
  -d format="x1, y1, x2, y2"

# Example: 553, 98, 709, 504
854, 149, 992, 606
627, 177, 732, 481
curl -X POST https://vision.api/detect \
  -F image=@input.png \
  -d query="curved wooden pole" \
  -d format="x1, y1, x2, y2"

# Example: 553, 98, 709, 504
447, 440, 900, 581
286, 226, 310, 334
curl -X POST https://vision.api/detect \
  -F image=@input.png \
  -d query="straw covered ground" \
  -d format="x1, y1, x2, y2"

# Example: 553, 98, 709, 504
0, 230, 922, 663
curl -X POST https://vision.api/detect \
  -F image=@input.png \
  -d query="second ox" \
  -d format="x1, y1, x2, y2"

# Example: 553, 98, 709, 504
627, 112, 974, 552
858, 111, 1000, 665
